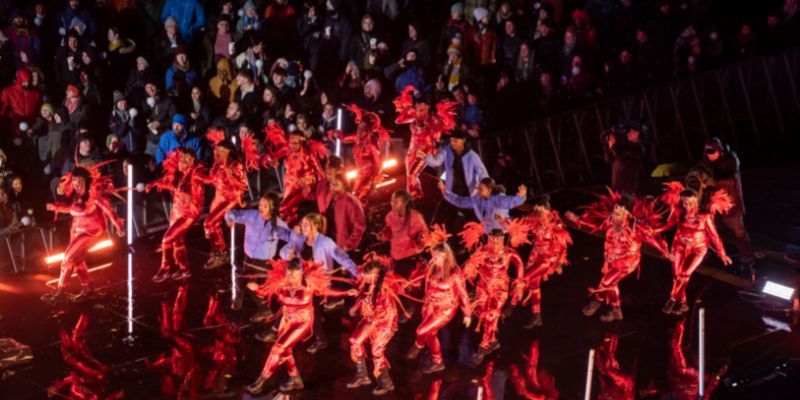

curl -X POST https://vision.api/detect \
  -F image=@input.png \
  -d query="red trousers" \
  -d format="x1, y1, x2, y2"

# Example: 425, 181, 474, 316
414, 303, 457, 364
669, 244, 708, 303
204, 195, 237, 253
353, 164, 378, 205
523, 255, 559, 314
405, 144, 428, 198
279, 182, 311, 226
58, 229, 102, 288
593, 255, 639, 307
350, 317, 396, 377
160, 215, 198, 272
260, 311, 313, 379
474, 286, 508, 349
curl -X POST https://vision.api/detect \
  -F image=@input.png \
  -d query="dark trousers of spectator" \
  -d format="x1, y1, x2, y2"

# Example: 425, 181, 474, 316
720, 211, 755, 264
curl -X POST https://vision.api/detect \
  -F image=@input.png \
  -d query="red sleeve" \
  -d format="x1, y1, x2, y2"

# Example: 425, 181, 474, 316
409, 211, 429, 247
345, 196, 367, 250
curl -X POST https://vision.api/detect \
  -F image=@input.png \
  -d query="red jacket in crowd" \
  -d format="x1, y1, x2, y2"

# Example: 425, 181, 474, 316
318, 190, 367, 252
0, 68, 41, 134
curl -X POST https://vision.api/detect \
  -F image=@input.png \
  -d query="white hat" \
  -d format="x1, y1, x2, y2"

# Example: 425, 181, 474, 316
473, 7, 489, 22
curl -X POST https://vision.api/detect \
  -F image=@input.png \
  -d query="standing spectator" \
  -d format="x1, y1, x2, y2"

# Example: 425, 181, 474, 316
322, 0, 353, 63
469, 7, 497, 66
141, 81, 177, 155
235, 70, 262, 122
604, 122, 644, 195
237, 1, 262, 35
0, 33, 14, 87
165, 46, 198, 94
153, 17, 187, 71
570, 9, 597, 53
0, 68, 42, 138
264, 0, 297, 55
125, 57, 154, 107
187, 86, 211, 135
161, 0, 206, 44
234, 37, 267, 83
5, 9, 41, 68
211, 101, 244, 138
402, 22, 433, 70
338, 61, 365, 102
439, 3, 473, 57
384, 49, 425, 94
515, 41, 536, 83
156, 114, 202, 164
57, 0, 98, 39
497, 19, 522, 67
202, 15, 238, 76
208, 57, 239, 104
64, 84, 89, 128
443, 44, 471, 91
297, 2, 325, 70
365, 0, 399, 24
108, 91, 140, 152
106, 27, 137, 92
351, 15, 382, 70
533, 20, 560, 73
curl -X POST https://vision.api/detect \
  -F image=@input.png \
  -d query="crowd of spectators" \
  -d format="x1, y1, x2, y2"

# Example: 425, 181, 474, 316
0, 0, 798, 234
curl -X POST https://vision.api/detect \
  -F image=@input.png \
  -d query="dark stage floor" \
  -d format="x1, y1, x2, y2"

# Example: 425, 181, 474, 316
1, 183, 800, 399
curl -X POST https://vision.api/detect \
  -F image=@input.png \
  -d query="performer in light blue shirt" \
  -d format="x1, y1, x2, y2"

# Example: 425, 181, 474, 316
439, 177, 527, 233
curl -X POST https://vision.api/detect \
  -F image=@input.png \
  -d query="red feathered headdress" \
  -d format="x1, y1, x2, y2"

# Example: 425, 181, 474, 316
422, 224, 452, 249
239, 131, 260, 171
205, 128, 226, 147
502, 217, 532, 248
459, 221, 485, 251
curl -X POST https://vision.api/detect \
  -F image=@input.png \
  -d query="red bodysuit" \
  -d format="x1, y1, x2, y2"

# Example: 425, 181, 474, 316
414, 266, 472, 365
666, 210, 727, 303
465, 244, 524, 350
519, 211, 571, 314
201, 159, 246, 254
149, 152, 207, 274
349, 282, 399, 378
49, 166, 124, 291
393, 86, 457, 198
258, 285, 314, 380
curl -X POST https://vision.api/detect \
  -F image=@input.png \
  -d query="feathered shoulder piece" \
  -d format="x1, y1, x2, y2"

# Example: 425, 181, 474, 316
239, 131, 260, 171
307, 139, 330, 160
577, 187, 621, 232
422, 224, 451, 249
660, 181, 685, 209
263, 122, 288, 151
435, 99, 459, 132
459, 221, 486, 251
392, 85, 416, 112
631, 195, 663, 231
303, 261, 333, 296
502, 217, 532, 248
707, 188, 734, 216
379, 270, 421, 317
346, 103, 391, 148
205, 128, 226, 147
255, 259, 289, 301
360, 252, 394, 272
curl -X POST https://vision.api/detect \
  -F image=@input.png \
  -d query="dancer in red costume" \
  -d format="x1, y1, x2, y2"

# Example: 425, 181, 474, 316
328, 104, 390, 207
594, 332, 635, 400
148, 148, 208, 283
201, 129, 251, 269
516, 197, 572, 329
42, 162, 125, 302
405, 242, 471, 374
48, 314, 124, 399
462, 227, 525, 365
566, 191, 669, 322
393, 85, 458, 198
262, 122, 327, 226
660, 183, 733, 315
346, 254, 416, 396
246, 258, 355, 394
509, 340, 559, 400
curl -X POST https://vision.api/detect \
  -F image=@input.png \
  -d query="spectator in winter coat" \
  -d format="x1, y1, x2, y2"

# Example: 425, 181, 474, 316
108, 91, 141, 152
401, 21, 433, 69
0, 68, 42, 137
160, 0, 206, 43
56, 0, 98, 38
165, 46, 198, 94
5, 9, 41, 68
208, 57, 239, 104
156, 114, 202, 164
153, 17, 187, 71
469, 7, 497, 66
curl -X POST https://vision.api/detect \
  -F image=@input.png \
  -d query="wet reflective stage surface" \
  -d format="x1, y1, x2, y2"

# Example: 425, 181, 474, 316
2, 189, 800, 399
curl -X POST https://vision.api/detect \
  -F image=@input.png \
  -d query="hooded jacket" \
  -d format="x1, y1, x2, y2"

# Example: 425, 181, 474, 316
0, 69, 42, 133
208, 58, 239, 103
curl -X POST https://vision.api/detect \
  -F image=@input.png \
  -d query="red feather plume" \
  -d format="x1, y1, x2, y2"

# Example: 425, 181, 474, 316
661, 181, 685, 209
422, 224, 451, 249
708, 188, 734, 216
435, 100, 459, 132
205, 128, 226, 147
307, 139, 330, 160
392, 85, 416, 111
239, 131, 260, 172
503, 217, 532, 248
459, 221, 486, 251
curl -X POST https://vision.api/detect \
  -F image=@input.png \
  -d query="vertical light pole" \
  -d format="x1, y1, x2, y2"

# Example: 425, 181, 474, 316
125, 163, 134, 341
230, 224, 236, 302
335, 108, 343, 157
584, 349, 596, 400
699, 307, 706, 398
